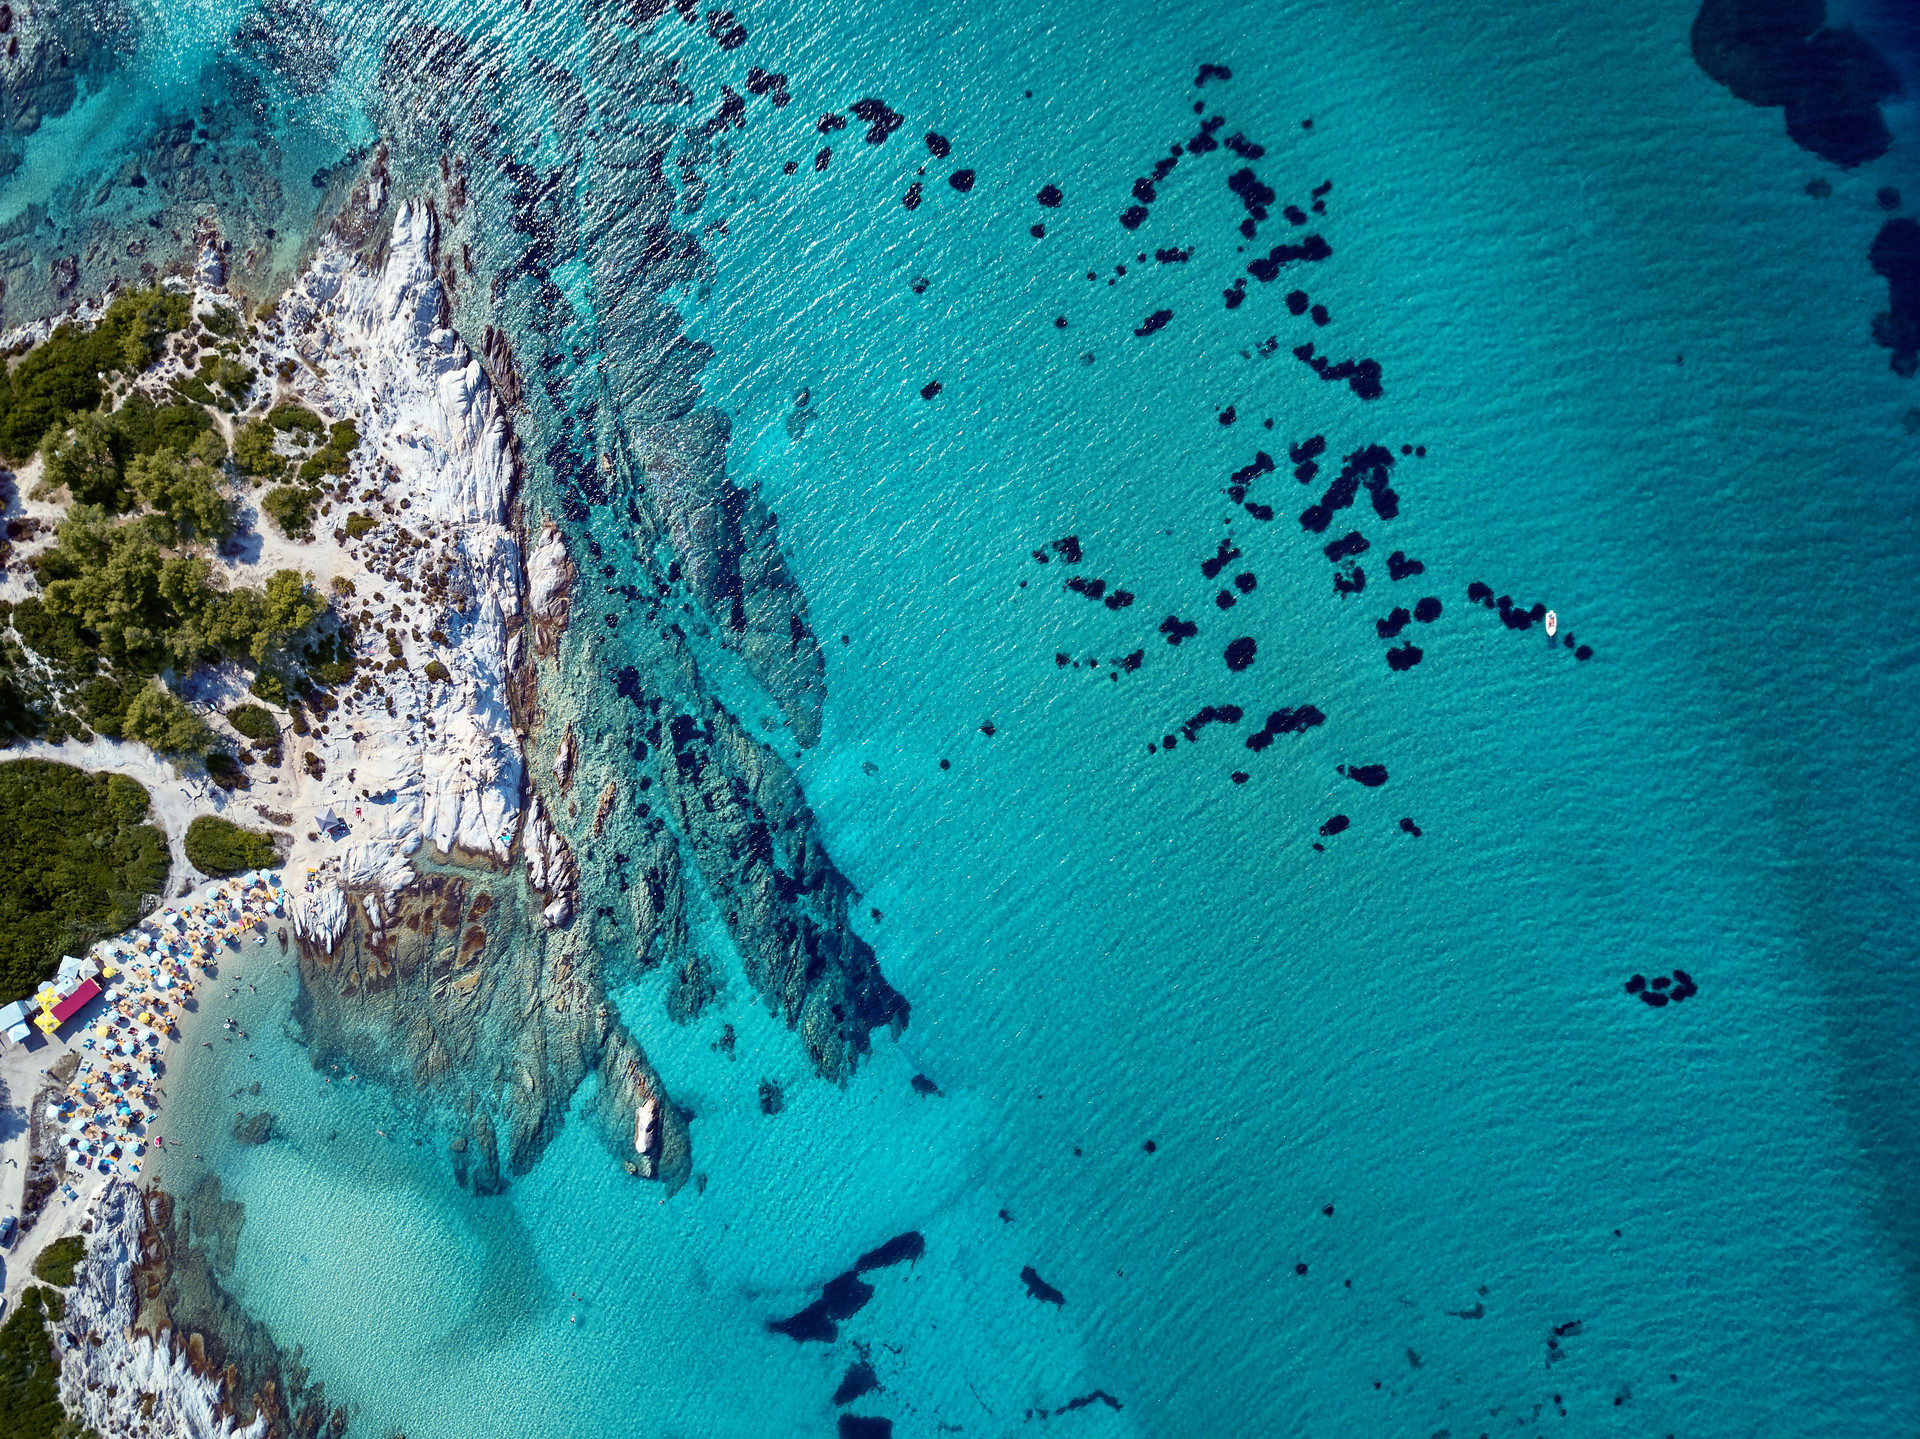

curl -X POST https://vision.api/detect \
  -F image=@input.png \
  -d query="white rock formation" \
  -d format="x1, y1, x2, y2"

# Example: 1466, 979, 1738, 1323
56, 1180, 268, 1439
288, 880, 350, 953
522, 794, 578, 928
253, 198, 526, 895
527, 520, 574, 658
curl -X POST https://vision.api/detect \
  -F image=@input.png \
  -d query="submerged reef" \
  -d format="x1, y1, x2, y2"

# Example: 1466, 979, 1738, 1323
1691, 0, 1902, 168
276, 85, 906, 1212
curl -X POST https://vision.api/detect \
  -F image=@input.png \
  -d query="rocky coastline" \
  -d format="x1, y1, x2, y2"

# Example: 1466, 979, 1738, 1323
2, 11, 917, 1418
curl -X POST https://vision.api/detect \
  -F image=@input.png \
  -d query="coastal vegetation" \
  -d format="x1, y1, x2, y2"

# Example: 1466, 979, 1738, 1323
261, 418, 359, 539
232, 418, 285, 481
29, 509, 323, 673
0, 284, 189, 460
260, 483, 318, 539
299, 419, 359, 481
185, 815, 279, 875
0, 1285, 77, 1439
31, 1236, 87, 1288
226, 702, 279, 742
0, 760, 168, 1002
120, 683, 215, 757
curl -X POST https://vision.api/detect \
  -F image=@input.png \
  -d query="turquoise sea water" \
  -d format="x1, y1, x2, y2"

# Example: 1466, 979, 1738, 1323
34, 0, 1920, 1433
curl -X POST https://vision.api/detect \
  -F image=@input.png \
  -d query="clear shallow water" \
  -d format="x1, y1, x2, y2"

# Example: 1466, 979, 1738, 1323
72, 0, 1920, 1432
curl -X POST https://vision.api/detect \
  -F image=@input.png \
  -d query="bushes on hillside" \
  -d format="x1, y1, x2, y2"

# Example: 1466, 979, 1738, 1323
184, 815, 279, 875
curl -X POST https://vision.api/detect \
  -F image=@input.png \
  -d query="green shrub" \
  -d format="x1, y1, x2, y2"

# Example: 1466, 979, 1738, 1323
227, 702, 278, 741
121, 683, 212, 758
267, 403, 323, 435
344, 512, 377, 538
423, 659, 450, 683
126, 447, 233, 544
250, 671, 288, 706
232, 419, 284, 480
184, 814, 279, 875
201, 304, 241, 338
0, 1285, 67, 1439
31, 509, 322, 674
0, 760, 169, 1002
297, 418, 359, 483
0, 287, 189, 461
77, 672, 145, 739
203, 751, 246, 790
261, 484, 318, 540
9, 596, 97, 671
30, 1236, 85, 1288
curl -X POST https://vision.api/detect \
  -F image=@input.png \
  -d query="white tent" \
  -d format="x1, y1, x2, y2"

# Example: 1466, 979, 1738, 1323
55, 954, 97, 991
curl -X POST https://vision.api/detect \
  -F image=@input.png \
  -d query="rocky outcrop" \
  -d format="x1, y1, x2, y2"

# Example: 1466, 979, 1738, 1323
553, 719, 576, 789
262, 197, 525, 889
528, 521, 575, 659
287, 881, 349, 953
291, 867, 691, 1193
523, 794, 578, 928
55, 1178, 282, 1439
636, 409, 826, 746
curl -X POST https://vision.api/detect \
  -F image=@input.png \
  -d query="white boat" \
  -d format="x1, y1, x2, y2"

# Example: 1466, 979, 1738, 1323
1544, 610, 1558, 638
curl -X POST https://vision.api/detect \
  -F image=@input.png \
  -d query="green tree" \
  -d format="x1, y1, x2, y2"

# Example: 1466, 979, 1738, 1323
0, 760, 169, 1002
0, 285, 190, 459
120, 682, 211, 757
125, 447, 233, 544
232, 419, 284, 479
261, 484, 318, 540
40, 412, 125, 509
188, 428, 228, 469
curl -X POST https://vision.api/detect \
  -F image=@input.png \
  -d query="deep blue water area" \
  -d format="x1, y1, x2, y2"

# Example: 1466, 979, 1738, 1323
22, 0, 1920, 1434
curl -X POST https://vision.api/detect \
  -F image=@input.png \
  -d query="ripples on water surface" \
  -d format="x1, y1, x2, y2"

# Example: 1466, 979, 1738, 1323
16, 0, 1920, 1433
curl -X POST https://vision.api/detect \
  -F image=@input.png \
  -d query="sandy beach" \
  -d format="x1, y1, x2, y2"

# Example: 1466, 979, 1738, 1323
0, 870, 292, 1315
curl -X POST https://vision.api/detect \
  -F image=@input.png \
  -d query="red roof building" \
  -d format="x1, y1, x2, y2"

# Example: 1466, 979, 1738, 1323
50, 979, 100, 1026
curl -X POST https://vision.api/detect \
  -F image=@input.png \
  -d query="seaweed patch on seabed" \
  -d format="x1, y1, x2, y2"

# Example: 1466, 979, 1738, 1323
988, 78, 1599, 830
